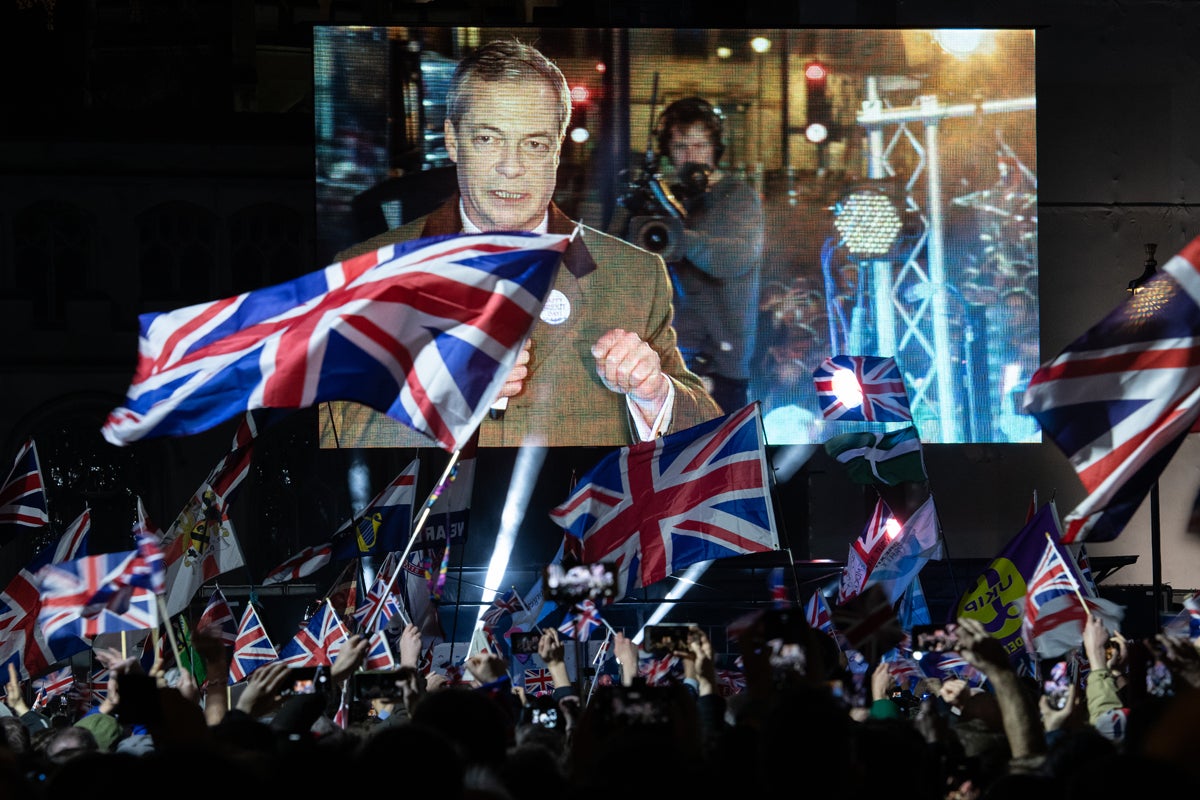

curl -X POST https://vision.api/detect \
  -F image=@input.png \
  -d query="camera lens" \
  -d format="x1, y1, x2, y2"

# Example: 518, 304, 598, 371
641, 222, 670, 253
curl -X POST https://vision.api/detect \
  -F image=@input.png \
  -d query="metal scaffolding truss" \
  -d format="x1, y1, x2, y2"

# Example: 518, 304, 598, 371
854, 77, 1036, 442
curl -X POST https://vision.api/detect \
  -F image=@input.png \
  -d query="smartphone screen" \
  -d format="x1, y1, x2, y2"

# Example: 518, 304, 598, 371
510, 631, 542, 655
911, 623, 959, 655
643, 625, 692, 656
283, 666, 330, 696
543, 562, 616, 604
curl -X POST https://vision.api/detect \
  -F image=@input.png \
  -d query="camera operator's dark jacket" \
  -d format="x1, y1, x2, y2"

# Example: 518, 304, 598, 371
669, 176, 765, 383
320, 195, 721, 448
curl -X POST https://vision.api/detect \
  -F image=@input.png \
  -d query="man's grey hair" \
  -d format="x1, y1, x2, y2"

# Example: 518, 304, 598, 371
445, 38, 572, 141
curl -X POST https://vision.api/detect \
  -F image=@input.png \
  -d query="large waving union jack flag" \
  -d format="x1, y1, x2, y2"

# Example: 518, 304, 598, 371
101, 232, 569, 453
36, 549, 162, 657
228, 601, 278, 684
550, 403, 779, 599
277, 603, 350, 667
813, 355, 913, 423
1024, 235, 1200, 543
0, 439, 49, 534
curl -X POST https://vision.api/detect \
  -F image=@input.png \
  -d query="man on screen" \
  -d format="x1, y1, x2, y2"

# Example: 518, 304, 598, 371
321, 38, 720, 448
650, 97, 764, 415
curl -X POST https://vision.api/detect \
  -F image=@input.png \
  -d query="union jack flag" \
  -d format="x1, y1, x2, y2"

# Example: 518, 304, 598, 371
1071, 543, 1099, 596
352, 570, 404, 634
716, 668, 746, 696
101, 232, 570, 453
333, 683, 351, 729
769, 567, 791, 608
1024, 539, 1082, 636
0, 439, 49, 534
1023, 235, 1200, 543
36, 547, 162, 657
228, 601, 277, 684
263, 461, 418, 586
1021, 531, 1123, 659
886, 654, 924, 690
160, 423, 253, 617
524, 667, 555, 695
550, 403, 779, 599
838, 498, 897, 604
277, 603, 350, 667
638, 654, 678, 686
804, 591, 835, 634
197, 586, 237, 648
1164, 590, 1200, 639
0, 544, 79, 680
812, 355, 912, 422
557, 599, 603, 640
831, 583, 906, 664
365, 630, 397, 671
481, 588, 522, 627
87, 668, 110, 704
922, 652, 985, 687
132, 529, 166, 596
32, 665, 74, 702
52, 508, 91, 563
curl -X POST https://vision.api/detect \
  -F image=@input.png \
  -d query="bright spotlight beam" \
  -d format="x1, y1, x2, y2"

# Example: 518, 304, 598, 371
476, 446, 548, 624
632, 561, 713, 645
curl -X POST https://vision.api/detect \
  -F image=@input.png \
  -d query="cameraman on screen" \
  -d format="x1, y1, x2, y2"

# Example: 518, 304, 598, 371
616, 98, 765, 415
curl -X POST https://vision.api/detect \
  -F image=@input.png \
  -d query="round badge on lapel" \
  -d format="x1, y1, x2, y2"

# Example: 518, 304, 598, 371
540, 289, 571, 325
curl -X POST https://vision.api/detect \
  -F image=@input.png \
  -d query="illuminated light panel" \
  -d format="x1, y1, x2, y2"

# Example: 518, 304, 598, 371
833, 188, 904, 256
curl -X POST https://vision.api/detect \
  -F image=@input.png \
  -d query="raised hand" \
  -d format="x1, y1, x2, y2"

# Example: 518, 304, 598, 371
592, 328, 671, 424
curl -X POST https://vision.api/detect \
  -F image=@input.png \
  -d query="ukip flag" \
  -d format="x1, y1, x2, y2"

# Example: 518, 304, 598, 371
102, 232, 569, 453
956, 501, 1122, 667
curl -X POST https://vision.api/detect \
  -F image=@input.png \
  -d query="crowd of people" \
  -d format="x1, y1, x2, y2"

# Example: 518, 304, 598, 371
3, 608, 1200, 800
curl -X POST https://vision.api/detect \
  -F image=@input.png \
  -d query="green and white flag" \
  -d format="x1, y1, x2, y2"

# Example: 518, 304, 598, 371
823, 425, 927, 486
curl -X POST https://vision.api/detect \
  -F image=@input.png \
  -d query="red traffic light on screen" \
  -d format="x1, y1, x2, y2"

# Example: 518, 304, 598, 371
804, 60, 828, 85
804, 60, 832, 143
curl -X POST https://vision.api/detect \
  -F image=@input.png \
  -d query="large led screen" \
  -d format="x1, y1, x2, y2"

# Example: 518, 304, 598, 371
313, 27, 1038, 446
